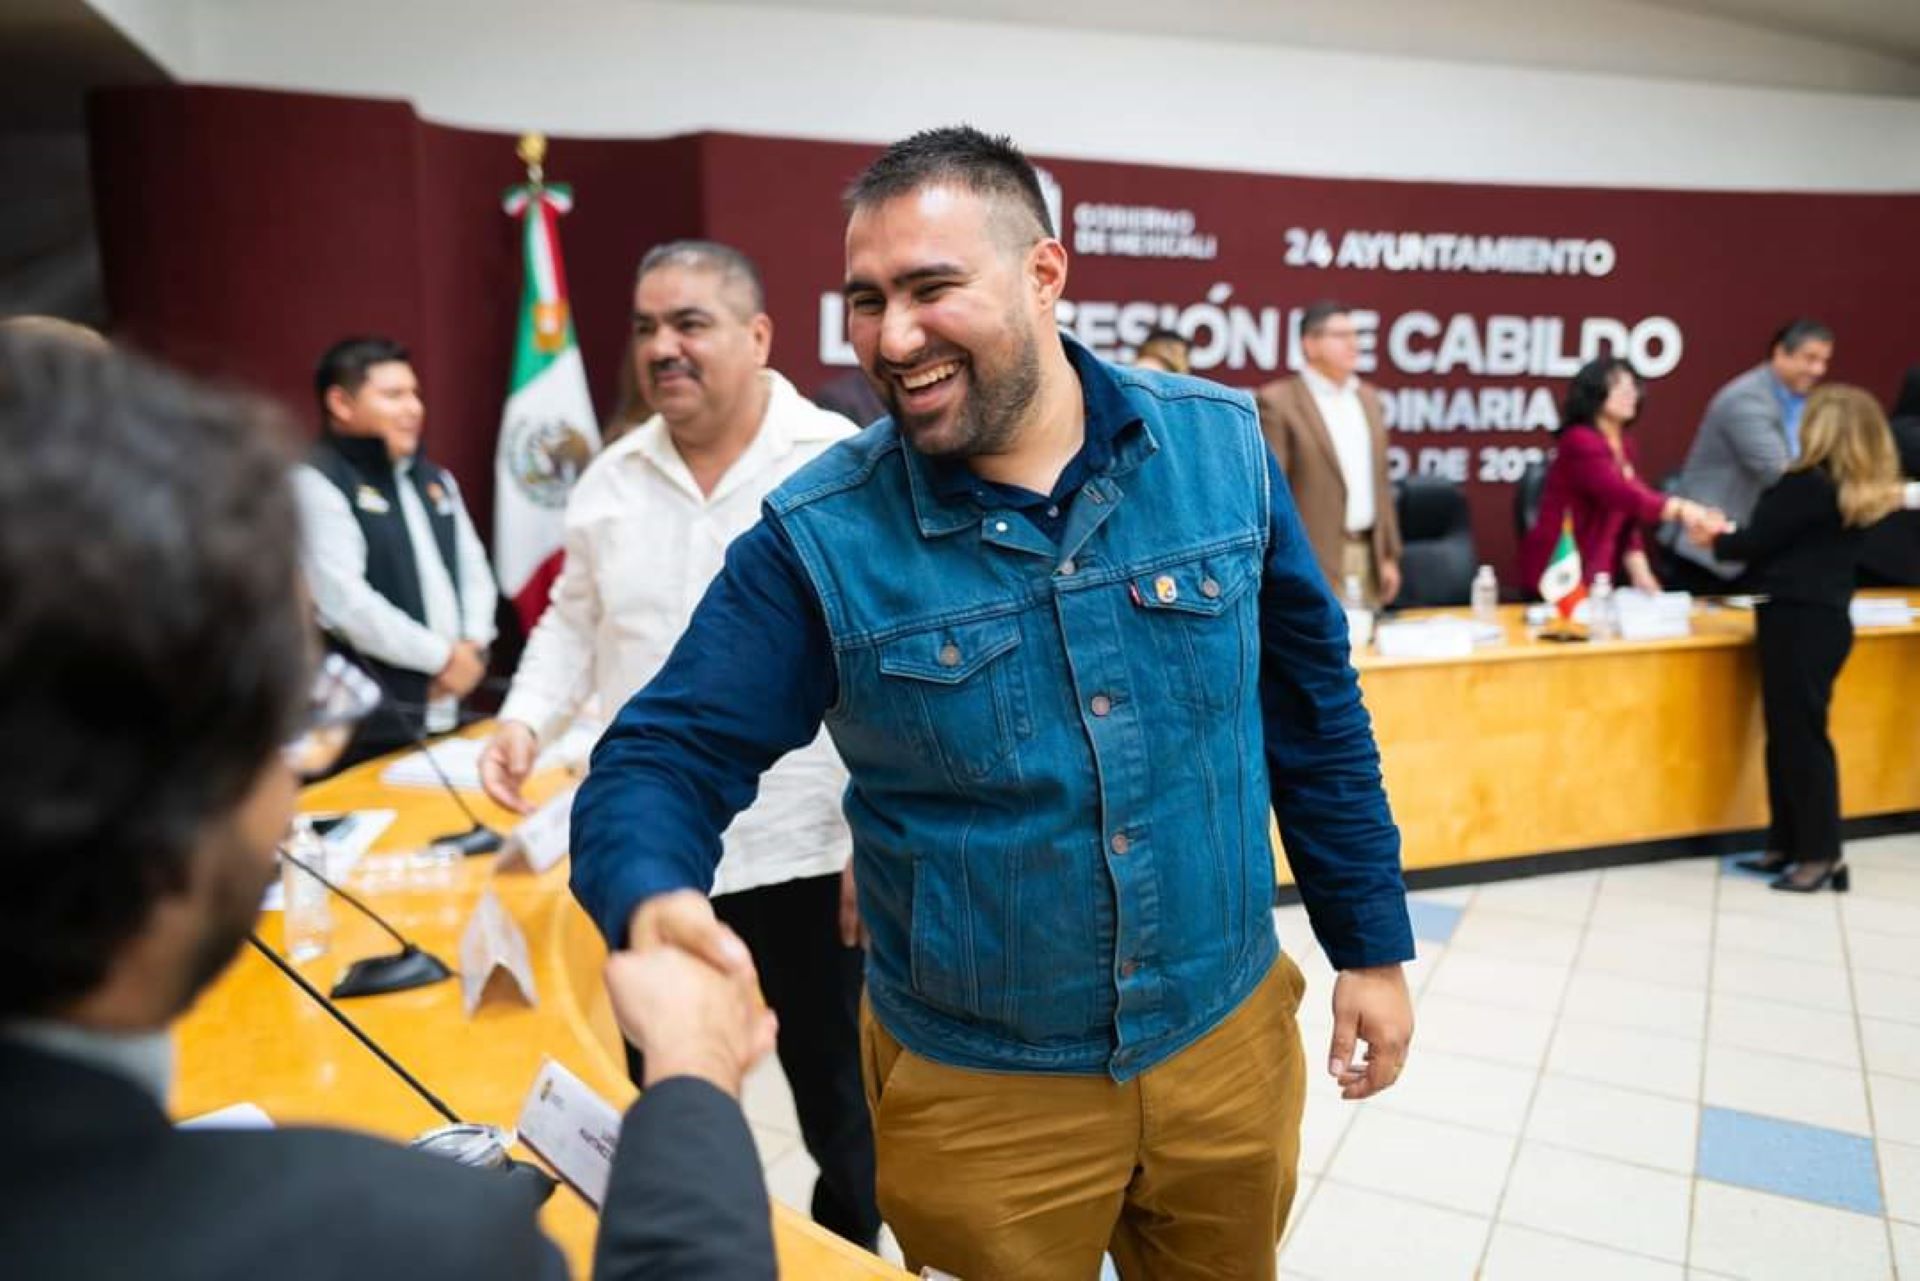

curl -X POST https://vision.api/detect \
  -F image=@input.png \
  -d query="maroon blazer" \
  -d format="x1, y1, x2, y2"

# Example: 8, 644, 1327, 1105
1519, 423, 1668, 591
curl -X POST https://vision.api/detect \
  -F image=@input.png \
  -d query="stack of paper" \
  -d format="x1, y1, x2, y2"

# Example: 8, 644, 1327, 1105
1374, 617, 1479, 660
379, 731, 589, 792
1850, 596, 1915, 628
1614, 590, 1694, 641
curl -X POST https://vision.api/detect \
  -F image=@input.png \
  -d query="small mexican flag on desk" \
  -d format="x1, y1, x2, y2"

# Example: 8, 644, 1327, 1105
494, 133, 600, 633
1538, 515, 1587, 622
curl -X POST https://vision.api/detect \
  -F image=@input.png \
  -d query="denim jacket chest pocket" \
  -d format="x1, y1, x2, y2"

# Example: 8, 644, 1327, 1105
869, 613, 1034, 788
1130, 550, 1262, 713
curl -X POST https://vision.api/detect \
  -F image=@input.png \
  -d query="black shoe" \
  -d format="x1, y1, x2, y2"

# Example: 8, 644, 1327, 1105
1769, 863, 1850, 894
1736, 852, 1792, 875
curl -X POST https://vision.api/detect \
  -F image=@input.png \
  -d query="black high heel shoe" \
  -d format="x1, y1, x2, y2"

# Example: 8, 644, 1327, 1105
1736, 852, 1793, 875
1769, 862, 1850, 894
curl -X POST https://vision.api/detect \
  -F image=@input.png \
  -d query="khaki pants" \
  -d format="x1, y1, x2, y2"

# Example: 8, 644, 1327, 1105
1340, 535, 1378, 609
860, 954, 1308, 1280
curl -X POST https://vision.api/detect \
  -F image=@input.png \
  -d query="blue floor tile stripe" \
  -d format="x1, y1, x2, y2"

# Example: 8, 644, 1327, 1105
1405, 897, 1465, 944
1697, 1106, 1883, 1215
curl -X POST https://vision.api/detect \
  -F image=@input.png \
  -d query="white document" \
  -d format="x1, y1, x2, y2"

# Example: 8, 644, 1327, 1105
179, 1102, 275, 1130
517, 1057, 623, 1207
458, 888, 538, 1016
1614, 589, 1694, 641
498, 784, 577, 875
379, 734, 583, 792
1851, 596, 1915, 628
1374, 617, 1478, 660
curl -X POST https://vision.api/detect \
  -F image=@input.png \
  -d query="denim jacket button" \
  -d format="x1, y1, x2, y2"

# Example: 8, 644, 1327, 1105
938, 643, 961, 668
1201, 577, 1221, 599
1154, 574, 1178, 603
1119, 959, 1140, 978
1110, 831, 1131, 855
1058, 558, 1077, 576
1090, 694, 1112, 717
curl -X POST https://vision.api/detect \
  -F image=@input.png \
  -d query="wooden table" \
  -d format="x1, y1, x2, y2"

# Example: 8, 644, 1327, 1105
172, 739, 905, 1280
1311, 593, 1920, 879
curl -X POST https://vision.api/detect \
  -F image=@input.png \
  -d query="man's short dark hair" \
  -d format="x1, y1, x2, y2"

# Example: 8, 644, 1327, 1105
0, 335, 310, 1018
635, 240, 767, 316
1771, 318, 1833, 356
844, 125, 1054, 240
314, 335, 410, 422
1300, 301, 1352, 338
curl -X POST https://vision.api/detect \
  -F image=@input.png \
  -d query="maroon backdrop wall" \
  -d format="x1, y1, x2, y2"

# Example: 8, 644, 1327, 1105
91, 86, 1920, 576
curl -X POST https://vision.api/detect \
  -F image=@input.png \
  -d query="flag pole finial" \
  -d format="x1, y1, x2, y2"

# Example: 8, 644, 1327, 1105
516, 132, 548, 187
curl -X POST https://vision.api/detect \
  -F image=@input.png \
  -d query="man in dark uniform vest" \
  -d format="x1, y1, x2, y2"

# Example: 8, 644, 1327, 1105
295, 337, 499, 766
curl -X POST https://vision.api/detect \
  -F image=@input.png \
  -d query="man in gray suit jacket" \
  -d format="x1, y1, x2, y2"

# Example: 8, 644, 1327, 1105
1668, 319, 1833, 592
0, 333, 778, 1281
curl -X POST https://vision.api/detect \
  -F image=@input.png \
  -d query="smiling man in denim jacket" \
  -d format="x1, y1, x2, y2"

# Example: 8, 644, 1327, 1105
572, 126, 1415, 1280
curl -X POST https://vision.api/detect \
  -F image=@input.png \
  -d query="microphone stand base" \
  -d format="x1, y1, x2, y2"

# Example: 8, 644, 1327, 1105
331, 946, 454, 999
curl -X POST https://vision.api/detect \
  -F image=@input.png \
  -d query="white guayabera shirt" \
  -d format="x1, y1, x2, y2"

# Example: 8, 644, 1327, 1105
500, 370, 857, 896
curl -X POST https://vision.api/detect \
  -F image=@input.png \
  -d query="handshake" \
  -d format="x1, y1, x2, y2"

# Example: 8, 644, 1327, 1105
1668, 497, 1732, 547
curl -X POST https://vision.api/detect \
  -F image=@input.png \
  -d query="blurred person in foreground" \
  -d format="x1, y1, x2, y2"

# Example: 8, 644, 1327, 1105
1689, 385, 1907, 893
1519, 357, 1725, 593
0, 332, 777, 1280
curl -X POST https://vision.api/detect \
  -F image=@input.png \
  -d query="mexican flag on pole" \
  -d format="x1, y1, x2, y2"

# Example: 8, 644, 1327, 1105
495, 172, 599, 633
1538, 515, 1588, 622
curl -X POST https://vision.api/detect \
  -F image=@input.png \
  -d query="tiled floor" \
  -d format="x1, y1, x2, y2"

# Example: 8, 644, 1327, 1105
741, 832, 1920, 1278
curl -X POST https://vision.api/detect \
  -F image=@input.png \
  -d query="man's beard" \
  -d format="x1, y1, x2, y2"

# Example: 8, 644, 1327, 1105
886, 315, 1042, 460
174, 835, 278, 1018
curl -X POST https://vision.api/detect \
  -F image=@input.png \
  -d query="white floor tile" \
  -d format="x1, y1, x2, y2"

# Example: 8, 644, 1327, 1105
763, 1144, 820, 1214
1855, 968, 1920, 1026
1587, 894, 1713, 946
1546, 1019, 1703, 1101
1862, 1017, 1920, 1083
1446, 908, 1584, 966
1403, 938, 1446, 997
1297, 1083, 1358, 1176
1560, 971, 1708, 1039
1482, 1223, 1684, 1281
1845, 833, 1920, 868
1601, 865, 1718, 909
1703, 1043, 1873, 1135
1713, 910, 1846, 966
1424, 950, 1570, 1014
751, 1125, 798, 1170
1893, 1220, 1920, 1281
1847, 927, 1920, 979
1688, 1180, 1893, 1280
1280, 1173, 1317, 1247
740, 1056, 800, 1136
1711, 947, 1854, 1013
1871, 1073, 1920, 1147
1409, 992, 1557, 1069
1324, 1108, 1516, 1216
1708, 991, 1859, 1069
1373, 1046, 1538, 1135
1848, 867, 1920, 905
1714, 875, 1845, 924
1472, 871, 1599, 924
1525, 1074, 1698, 1173
1880, 1138, 1920, 1225
1574, 928, 1711, 990
1279, 1180, 1489, 1280
1410, 884, 1478, 908
1843, 895, 1920, 939
1499, 1142, 1692, 1261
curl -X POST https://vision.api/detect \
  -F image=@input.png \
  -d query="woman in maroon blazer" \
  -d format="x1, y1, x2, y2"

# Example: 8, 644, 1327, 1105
1520, 358, 1716, 593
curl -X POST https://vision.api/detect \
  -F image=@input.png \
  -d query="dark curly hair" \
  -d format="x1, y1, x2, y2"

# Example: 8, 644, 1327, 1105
0, 334, 310, 1018
1559, 356, 1643, 433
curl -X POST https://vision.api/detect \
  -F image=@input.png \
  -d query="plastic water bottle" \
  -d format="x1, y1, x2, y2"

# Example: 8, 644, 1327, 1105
1471, 564, 1499, 623
1341, 572, 1373, 650
1589, 572, 1617, 642
281, 815, 333, 963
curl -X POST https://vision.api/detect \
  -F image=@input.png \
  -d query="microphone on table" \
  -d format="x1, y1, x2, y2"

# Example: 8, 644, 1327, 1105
243, 930, 561, 1205
322, 632, 504, 856
278, 825, 454, 999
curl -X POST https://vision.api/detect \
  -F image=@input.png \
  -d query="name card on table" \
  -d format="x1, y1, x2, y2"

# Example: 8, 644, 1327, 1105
497, 784, 577, 875
517, 1057, 623, 1207
459, 889, 538, 1016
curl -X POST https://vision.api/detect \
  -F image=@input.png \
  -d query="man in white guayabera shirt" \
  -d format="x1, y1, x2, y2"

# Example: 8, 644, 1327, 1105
294, 336, 499, 768
478, 241, 877, 1248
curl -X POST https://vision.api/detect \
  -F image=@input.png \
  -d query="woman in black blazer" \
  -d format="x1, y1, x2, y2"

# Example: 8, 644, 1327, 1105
1689, 385, 1906, 893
